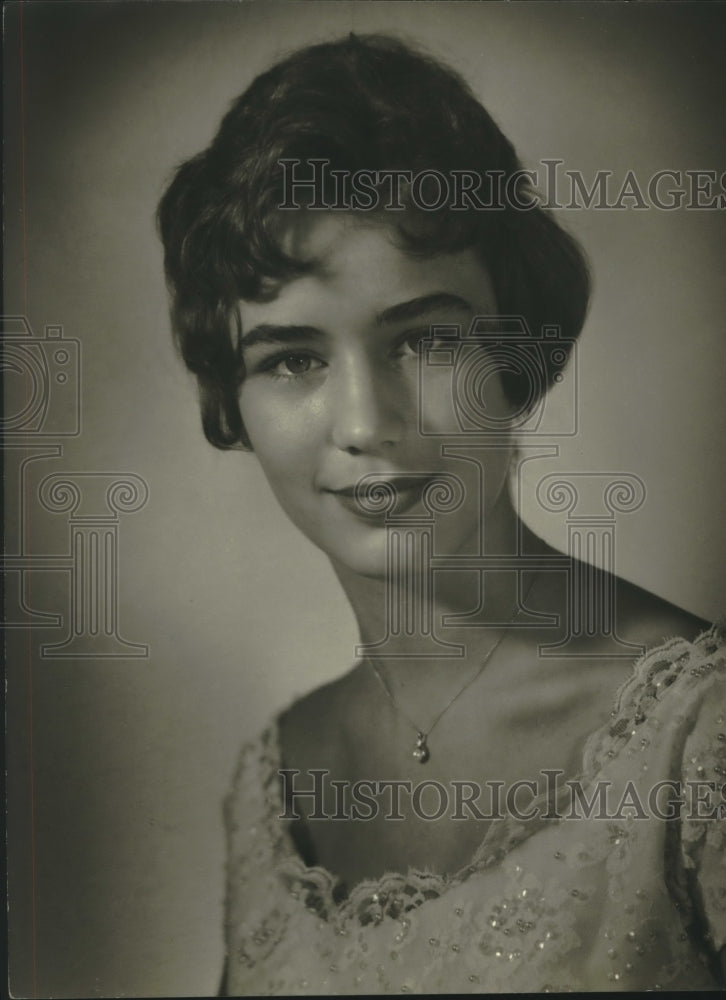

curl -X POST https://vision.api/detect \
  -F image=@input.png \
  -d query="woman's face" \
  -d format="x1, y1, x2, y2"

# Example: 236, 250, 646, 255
237, 213, 516, 578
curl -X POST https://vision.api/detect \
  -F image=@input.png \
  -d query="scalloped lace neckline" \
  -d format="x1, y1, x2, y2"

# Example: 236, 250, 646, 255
259, 626, 723, 922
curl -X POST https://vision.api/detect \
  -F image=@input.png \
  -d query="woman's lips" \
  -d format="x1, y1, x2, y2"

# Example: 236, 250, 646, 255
326, 476, 435, 519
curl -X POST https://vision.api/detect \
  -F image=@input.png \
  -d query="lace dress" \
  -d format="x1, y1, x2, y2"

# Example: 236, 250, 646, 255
223, 627, 726, 993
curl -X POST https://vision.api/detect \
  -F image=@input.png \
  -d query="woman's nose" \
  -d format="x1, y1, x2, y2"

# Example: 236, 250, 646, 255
329, 359, 404, 455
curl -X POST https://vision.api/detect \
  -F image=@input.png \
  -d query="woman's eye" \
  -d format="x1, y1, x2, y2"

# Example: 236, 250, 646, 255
397, 329, 452, 357
398, 329, 430, 356
264, 353, 325, 378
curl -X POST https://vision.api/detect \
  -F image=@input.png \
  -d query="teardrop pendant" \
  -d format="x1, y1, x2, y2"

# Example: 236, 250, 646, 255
412, 731, 430, 763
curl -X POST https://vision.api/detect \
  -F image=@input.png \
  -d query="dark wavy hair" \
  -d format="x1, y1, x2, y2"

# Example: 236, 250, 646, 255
157, 33, 590, 449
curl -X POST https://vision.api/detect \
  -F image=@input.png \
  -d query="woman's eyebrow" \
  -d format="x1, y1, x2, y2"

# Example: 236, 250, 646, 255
239, 324, 322, 350
239, 294, 471, 348
375, 293, 472, 327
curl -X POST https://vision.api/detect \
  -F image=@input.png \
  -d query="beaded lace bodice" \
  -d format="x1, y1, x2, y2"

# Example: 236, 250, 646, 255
223, 627, 726, 994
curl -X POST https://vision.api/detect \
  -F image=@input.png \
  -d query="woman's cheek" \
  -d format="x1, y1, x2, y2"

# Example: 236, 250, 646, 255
240, 385, 300, 451
418, 366, 460, 434
240, 392, 316, 492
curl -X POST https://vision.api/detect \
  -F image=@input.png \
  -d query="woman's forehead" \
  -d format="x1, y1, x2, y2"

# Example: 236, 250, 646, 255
242, 213, 496, 326
276, 210, 376, 262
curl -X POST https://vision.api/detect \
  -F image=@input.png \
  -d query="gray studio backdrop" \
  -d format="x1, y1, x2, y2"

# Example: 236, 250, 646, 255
4, 2, 726, 996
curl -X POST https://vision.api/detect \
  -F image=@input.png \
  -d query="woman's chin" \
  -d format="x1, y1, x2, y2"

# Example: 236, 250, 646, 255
318, 527, 393, 580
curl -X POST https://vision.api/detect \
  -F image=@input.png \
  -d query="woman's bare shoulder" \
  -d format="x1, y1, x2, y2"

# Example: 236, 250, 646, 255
527, 531, 712, 653
612, 574, 711, 650
277, 662, 369, 769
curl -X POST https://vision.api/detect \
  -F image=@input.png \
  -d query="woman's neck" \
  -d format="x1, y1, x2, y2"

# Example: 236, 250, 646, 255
331, 495, 550, 681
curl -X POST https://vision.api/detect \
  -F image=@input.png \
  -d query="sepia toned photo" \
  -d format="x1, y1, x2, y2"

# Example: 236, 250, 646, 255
4, 1, 726, 995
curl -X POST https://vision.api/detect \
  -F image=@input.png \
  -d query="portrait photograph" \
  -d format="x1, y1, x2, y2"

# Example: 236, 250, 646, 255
4, 1, 726, 996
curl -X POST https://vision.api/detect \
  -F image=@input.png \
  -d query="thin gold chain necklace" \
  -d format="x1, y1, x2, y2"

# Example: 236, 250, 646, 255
366, 577, 537, 763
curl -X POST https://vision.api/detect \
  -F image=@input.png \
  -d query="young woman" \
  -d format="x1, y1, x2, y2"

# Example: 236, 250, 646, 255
158, 33, 725, 994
